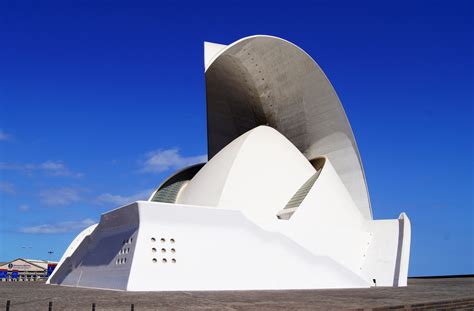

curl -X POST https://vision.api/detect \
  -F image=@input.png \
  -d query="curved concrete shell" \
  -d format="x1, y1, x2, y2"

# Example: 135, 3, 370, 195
148, 163, 205, 204
48, 35, 411, 291
178, 126, 316, 223
205, 35, 372, 219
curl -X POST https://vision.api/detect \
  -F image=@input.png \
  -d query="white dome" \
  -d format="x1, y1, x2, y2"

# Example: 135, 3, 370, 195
177, 126, 316, 222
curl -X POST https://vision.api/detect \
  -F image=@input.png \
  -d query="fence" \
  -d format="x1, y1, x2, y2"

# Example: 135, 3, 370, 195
4, 300, 136, 311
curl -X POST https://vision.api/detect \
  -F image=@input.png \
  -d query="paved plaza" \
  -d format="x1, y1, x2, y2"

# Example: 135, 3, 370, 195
1, 277, 473, 310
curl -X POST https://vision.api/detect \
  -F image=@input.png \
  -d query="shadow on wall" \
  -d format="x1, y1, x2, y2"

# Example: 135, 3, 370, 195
50, 229, 137, 286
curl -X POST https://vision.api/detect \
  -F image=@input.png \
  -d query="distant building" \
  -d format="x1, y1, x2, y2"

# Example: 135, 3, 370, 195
0, 258, 57, 281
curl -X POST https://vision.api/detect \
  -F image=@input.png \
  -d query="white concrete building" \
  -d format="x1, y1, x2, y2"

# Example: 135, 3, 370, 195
47, 36, 411, 291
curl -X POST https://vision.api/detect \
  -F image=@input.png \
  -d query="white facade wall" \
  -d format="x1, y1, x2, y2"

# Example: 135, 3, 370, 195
49, 201, 370, 291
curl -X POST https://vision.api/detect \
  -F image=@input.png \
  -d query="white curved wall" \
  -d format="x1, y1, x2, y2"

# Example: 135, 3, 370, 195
178, 126, 315, 222
205, 35, 372, 220
397, 213, 411, 286
177, 129, 251, 207
46, 223, 98, 284
279, 158, 368, 276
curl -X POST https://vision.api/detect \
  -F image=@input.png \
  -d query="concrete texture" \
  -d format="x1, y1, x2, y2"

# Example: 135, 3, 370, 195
205, 36, 372, 219
1, 277, 473, 310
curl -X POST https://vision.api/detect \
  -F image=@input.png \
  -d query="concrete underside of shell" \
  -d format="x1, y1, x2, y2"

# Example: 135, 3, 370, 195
205, 35, 372, 220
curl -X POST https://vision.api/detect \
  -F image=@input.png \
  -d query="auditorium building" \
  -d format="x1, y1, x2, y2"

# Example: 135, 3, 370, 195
47, 35, 411, 291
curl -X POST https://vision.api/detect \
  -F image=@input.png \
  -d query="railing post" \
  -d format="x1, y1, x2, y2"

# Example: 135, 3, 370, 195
5, 300, 10, 311
48, 301, 53, 311
131, 303, 134, 311
92, 302, 96, 311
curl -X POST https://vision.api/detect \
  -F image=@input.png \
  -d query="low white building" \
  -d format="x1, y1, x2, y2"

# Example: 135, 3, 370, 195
47, 36, 411, 291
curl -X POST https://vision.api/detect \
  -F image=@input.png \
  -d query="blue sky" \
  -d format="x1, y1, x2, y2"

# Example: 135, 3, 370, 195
0, 0, 472, 276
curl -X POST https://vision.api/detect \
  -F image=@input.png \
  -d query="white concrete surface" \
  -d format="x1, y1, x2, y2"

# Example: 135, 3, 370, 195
178, 126, 315, 223
49, 35, 411, 291
205, 35, 372, 220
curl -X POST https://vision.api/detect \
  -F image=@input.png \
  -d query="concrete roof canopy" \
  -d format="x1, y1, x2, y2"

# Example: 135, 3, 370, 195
205, 35, 372, 219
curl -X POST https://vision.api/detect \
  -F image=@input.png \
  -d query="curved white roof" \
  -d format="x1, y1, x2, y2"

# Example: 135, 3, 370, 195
205, 35, 372, 219
178, 126, 316, 222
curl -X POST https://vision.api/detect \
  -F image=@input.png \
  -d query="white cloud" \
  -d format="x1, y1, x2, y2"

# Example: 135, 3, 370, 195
0, 163, 31, 170
0, 160, 82, 177
18, 204, 30, 212
0, 181, 15, 194
140, 148, 207, 173
0, 129, 12, 141
18, 218, 95, 234
97, 189, 153, 206
39, 161, 83, 177
39, 187, 81, 206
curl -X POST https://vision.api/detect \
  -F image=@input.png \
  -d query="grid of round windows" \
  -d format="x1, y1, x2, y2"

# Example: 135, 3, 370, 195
151, 236, 177, 264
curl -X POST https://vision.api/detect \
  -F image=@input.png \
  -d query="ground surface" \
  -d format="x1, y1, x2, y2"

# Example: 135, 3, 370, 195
0, 277, 473, 310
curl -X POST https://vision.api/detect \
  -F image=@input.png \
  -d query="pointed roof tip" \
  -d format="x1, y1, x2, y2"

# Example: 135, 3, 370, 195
204, 41, 227, 70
